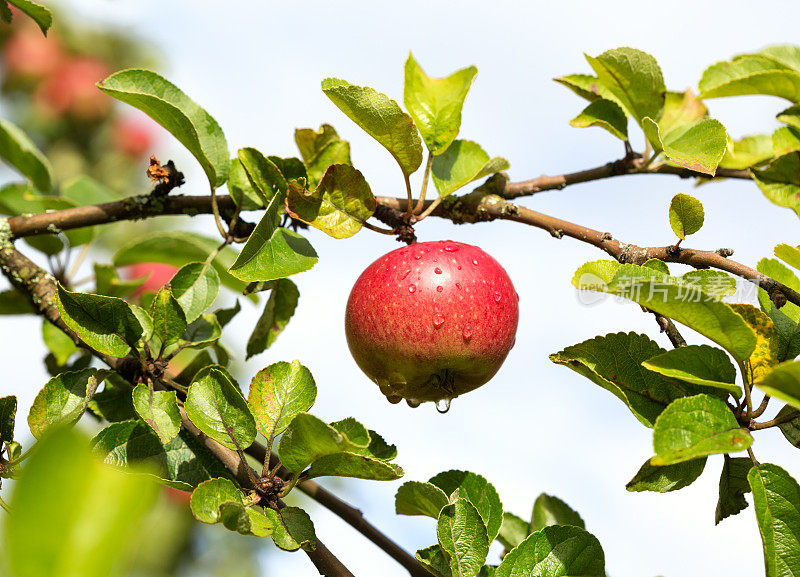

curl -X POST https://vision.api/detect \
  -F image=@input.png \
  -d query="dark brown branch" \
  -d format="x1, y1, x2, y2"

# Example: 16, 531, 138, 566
246, 444, 431, 577
750, 408, 800, 430
0, 243, 353, 577
651, 312, 688, 348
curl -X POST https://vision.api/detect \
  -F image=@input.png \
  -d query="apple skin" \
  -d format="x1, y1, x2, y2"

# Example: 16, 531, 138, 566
127, 262, 179, 296
345, 240, 519, 407
2, 27, 64, 82
113, 115, 155, 158
34, 57, 111, 121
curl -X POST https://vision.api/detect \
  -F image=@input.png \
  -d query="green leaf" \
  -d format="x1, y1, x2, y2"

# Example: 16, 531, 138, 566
0, 395, 17, 445
247, 360, 316, 442
93, 264, 146, 298
190, 478, 273, 537
716, 456, 753, 524
651, 394, 752, 465
227, 158, 263, 210
228, 170, 318, 282
285, 164, 376, 239
306, 452, 403, 481
321, 78, 422, 176
776, 243, 800, 271
626, 458, 706, 493
642, 345, 740, 395
416, 545, 453, 577
0, 289, 34, 315
759, 45, 800, 72
668, 193, 705, 239
644, 117, 728, 176
237, 147, 287, 204
585, 47, 665, 126
181, 313, 222, 348
403, 54, 477, 154
496, 525, 605, 577
247, 279, 299, 359
305, 140, 352, 190
659, 90, 709, 133
699, 56, 800, 102
97, 69, 229, 188
756, 258, 800, 361
0, 118, 53, 192
5, 428, 158, 577
531, 493, 585, 531
679, 269, 737, 299
269, 506, 316, 551
132, 384, 181, 443
185, 365, 256, 451
396, 481, 450, 518
431, 140, 509, 197
569, 99, 628, 140
719, 134, 774, 169
7, 0, 53, 34
550, 332, 723, 428
150, 287, 187, 351
295, 124, 341, 163
748, 463, 800, 577
92, 420, 233, 488
730, 303, 780, 381
277, 412, 368, 476
429, 470, 503, 542
169, 262, 220, 324
573, 263, 757, 362
86, 374, 136, 423
777, 405, 800, 449
214, 300, 241, 329
42, 319, 78, 366
437, 498, 489, 577
113, 231, 247, 293
754, 361, 800, 410
497, 512, 529, 551
28, 368, 111, 438
752, 153, 800, 218
772, 127, 800, 156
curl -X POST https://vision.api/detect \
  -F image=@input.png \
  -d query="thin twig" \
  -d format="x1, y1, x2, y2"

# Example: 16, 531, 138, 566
413, 152, 433, 215
750, 408, 800, 430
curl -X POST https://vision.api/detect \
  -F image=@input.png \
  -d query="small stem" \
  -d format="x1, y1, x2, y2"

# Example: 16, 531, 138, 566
0, 494, 10, 513
403, 173, 414, 219
362, 221, 395, 235
751, 394, 771, 419
739, 360, 754, 418
747, 447, 759, 467
209, 187, 228, 240
413, 153, 433, 215
262, 434, 275, 478
416, 196, 443, 221
5, 445, 35, 467
751, 408, 800, 430
66, 242, 93, 282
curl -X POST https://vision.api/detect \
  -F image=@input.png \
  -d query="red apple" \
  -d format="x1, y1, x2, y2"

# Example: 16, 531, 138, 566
2, 26, 64, 82
34, 56, 111, 121
345, 240, 519, 410
113, 114, 156, 158
127, 262, 178, 296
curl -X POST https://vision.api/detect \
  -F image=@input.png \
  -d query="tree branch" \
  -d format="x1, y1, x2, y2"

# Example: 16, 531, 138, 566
0, 242, 354, 577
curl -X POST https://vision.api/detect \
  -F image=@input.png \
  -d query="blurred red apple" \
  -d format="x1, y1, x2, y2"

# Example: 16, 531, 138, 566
113, 115, 156, 158
35, 57, 111, 120
2, 26, 64, 81
127, 262, 178, 296
345, 240, 518, 410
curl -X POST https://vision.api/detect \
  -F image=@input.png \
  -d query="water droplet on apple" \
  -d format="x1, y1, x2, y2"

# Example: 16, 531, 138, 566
401, 269, 411, 279
455, 283, 462, 290
433, 313, 445, 328
414, 255, 421, 260
462, 324, 473, 340
435, 398, 452, 413
408, 284, 416, 293
377, 379, 393, 396
386, 394, 402, 404
457, 265, 462, 270
472, 259, 478, 265
436, 286, 443, 293
494, 290, 502, 303
434, 267, 442, 274
406, 398, 422, 408
444, 244, 459, 252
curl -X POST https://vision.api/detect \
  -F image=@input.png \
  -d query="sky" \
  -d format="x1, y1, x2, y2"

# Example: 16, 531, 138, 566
2, 1, 800, 576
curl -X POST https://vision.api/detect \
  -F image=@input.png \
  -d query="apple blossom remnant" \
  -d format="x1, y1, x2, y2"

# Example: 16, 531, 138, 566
345, 241, 519, 411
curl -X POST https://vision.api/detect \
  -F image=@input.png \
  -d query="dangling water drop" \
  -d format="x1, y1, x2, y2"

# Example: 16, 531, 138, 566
434, 267, 443, 274
435, 398, 452, 414
433, 313, 445, 328
436, 285, 443, 293
408, 284, 416, 293
406, 398, 421, 408
414, 254, 421, 260
462, 324, 473, 340
455, 282, 462, 290
457, 265, 462, 270
444, 244, 459, 252
401, 269, 411, 280
494, 290, 502, 303
472, 259, 478, 265
386, 394, 402, 404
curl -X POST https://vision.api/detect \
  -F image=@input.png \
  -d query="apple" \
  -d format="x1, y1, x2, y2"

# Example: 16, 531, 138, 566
127, 262, 179, 296
113, 114, 156, 158
34, 57, 111, 121
345, 240, 519, 411
2, 26, 64, 82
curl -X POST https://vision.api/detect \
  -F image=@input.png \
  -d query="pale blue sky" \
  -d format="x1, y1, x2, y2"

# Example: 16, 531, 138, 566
3, 1, 800, 575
